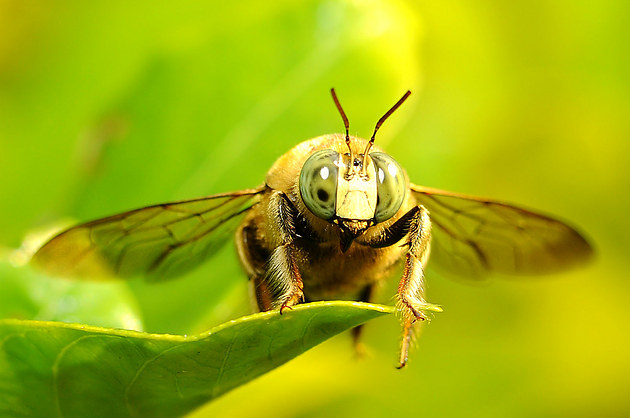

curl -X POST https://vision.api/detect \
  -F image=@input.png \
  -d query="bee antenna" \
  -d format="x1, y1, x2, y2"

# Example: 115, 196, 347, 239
330, 88, 353, 159
362, 90, 412, 171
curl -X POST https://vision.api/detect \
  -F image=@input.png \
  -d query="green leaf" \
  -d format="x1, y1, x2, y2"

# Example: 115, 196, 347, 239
0, 259, 142, 331
0, 301, 392, 418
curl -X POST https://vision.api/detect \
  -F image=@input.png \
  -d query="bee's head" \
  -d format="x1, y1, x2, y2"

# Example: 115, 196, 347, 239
298, 88, 411, 236
298, 145, 407, 230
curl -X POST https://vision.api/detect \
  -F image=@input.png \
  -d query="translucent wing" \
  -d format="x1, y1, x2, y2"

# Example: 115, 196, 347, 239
411, 185, 593, 280
32, 187, 266, 280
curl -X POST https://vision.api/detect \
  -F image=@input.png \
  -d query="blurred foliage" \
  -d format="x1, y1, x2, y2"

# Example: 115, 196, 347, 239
0, 0, 628, 417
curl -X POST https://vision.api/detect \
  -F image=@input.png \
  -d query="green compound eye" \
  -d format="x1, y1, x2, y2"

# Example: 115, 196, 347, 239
370, 152, 407, 222
299, 149, 340, 220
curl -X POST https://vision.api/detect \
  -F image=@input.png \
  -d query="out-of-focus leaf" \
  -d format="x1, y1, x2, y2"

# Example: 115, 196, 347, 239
0, 259, 142, 331
0, 301, 392, 418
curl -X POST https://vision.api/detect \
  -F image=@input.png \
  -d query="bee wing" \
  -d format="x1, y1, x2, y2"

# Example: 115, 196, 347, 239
410, 184, 593, 280
32, 186, 266, 280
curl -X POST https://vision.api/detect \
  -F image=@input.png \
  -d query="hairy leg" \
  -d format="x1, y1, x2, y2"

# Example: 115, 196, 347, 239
396, 206, 441, 368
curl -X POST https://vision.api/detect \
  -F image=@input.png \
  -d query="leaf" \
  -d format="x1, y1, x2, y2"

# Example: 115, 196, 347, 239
0, 301, 392, 418
0, 260, 142, 331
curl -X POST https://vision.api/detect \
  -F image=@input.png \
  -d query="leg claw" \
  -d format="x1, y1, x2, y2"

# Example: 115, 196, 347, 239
278, 289, 303, 315
279, 303, 293, 315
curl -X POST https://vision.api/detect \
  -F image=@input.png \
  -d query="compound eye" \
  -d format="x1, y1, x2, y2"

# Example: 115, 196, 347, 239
299, 149, 340, 220
370, 152, 407, 222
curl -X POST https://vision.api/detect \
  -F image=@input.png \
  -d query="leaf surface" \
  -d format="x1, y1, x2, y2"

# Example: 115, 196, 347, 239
0, 301, 392, 418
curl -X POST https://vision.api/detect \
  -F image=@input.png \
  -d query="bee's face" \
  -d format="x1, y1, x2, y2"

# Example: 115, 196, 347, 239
298, 146, 407, 227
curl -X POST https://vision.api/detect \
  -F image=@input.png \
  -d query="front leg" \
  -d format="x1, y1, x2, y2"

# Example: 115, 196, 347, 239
351, 283, 376, 355
257, 191, 304, 313
396, 205, 442, 368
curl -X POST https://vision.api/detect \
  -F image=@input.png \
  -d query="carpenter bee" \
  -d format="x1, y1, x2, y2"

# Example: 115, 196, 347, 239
32, 89, 592, 367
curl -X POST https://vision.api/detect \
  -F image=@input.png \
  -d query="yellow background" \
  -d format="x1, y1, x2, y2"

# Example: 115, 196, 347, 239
1, 1, 628, 416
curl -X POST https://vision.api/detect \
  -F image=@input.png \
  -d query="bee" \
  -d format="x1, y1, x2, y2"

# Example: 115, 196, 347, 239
32, 89, 593, 367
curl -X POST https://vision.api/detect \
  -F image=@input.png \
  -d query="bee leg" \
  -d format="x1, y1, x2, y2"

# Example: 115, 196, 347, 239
263, 191, 304, 313
397, 317, 414, 369
396, 205, 441, 368
351, 284, 375, 357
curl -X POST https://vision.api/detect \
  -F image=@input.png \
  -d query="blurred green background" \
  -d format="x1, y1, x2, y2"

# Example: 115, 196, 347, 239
1, 0, 629, 416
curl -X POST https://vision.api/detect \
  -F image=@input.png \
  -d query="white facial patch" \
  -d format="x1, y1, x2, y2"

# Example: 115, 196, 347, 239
335, 157, 378, 220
